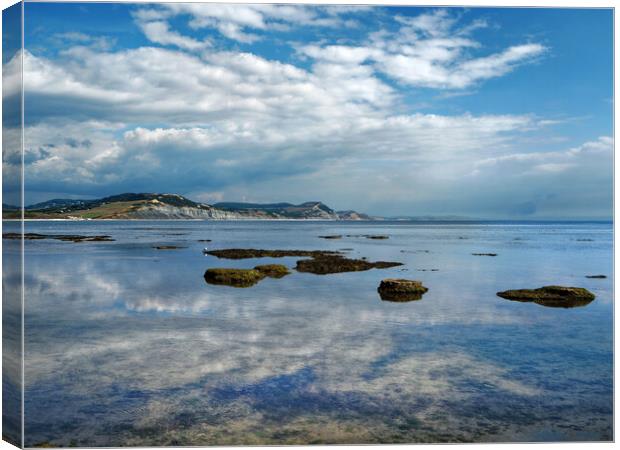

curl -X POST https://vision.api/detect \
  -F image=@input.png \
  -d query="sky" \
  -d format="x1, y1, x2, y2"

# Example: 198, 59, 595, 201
2, 2, 614, 218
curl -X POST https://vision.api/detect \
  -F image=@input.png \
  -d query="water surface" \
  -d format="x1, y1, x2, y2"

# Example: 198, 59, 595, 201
3, 220, 613, 445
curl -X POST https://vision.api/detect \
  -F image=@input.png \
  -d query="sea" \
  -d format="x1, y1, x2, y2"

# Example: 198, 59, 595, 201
1, 220, 613, 446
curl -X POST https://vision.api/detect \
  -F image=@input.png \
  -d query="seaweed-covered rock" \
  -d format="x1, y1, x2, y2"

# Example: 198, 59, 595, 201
296, 255, 402, 275
3, 233, 114, 242
153, 245, 186, 250
205, 248, 340, 259
497, 286, 595, 308
205, 248, 402, 276
378, 279, 428, 302
204, 268, 266, 287
254, 264, 290, 278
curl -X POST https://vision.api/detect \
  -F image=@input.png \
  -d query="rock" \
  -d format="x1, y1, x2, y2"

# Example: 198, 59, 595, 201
205, 248, 340, 259
497, 286, 595, 308
204, 268, 266, 287
3, 233, 44, 240
378, 279, 429, 302
295, 255, 402, 275
198, 239, 212, 242
85, 236, 114, 242
366, 235, 389, 240
153, 245, 186, 250
318, 235, 342, 239
3, 233, 114, 242
205, 248, 402, 276
254, 264, 290, 278
472, 253, 497, 256
586, 275, 606, 279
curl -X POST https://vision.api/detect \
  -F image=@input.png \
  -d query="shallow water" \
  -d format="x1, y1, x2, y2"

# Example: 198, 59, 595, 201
3, 220, 613, 445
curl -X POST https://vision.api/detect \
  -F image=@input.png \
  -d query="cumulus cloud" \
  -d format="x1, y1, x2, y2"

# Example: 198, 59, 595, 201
137, 20, 211, 51
11, 6, 611, 217
298, 9, 546, 89
133, 4, 366, 45
14, 39, 545, 203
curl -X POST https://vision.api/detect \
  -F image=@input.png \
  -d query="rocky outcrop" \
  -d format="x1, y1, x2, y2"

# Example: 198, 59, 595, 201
204, 268, 266, 287
377, 279, 428, 302
295, 255, 402, 275
204, 264, 291, 287
3, 233, 114, 242
254, 264, 290, 278
205, 248, 341, 259
497, 286, 595, 308
205, 247, 402, 275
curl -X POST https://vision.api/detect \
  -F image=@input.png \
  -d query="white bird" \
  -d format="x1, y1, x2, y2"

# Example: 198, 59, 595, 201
202, 247, 209, 253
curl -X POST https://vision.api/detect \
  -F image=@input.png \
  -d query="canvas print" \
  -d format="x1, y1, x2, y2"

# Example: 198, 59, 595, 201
2, 1, 614, 447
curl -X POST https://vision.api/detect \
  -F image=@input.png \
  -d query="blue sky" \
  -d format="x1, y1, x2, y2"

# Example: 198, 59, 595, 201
3, 3, 613, 218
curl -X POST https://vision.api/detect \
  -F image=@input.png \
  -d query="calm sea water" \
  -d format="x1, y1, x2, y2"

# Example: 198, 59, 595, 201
2, 220, 613, 445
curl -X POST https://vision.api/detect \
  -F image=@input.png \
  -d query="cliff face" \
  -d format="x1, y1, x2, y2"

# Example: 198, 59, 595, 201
114, 204, 248, 220
10, 193, 372, 220
213, 201, 340, 220
336, 210, 373, 221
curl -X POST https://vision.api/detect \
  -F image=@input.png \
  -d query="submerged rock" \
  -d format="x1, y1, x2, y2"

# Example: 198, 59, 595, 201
318, 235, 342, 239
497, 286, 595, 308
295, 255, 402, 275
153, 245, 186, 250
586, 275, 607, 279
378, 279, 429, 302
254, 264, 290, 278
204, 268, 266, 287
366, 235, 389, 240
205, 248, 340, 259
3, 232, 114, 242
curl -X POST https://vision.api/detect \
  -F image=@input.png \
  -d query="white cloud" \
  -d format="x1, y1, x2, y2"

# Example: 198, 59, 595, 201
299, 9, 546, 89
475, 136, 613, 171
12, 39, 557, 210
13, 6, 610, 218
138, 20, 211, 51
133, 4, 365, 45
